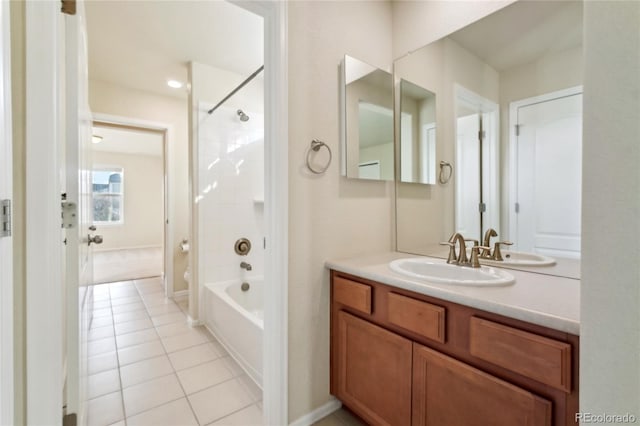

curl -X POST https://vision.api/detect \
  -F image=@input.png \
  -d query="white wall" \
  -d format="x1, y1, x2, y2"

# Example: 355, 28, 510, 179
92, 151, 164, 251
359, 142, 394, 180
581, 0, 640, 420
88, 79, 190, 291
287, 1, 394, 422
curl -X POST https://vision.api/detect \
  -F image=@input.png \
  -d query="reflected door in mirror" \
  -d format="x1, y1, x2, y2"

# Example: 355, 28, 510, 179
511, 89, 582, 259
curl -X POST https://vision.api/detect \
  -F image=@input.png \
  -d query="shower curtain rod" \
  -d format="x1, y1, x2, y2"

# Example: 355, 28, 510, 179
207, 65, 265, 115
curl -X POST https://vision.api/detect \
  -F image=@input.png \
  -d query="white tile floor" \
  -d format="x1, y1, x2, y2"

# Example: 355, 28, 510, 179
87, 277, 263, 426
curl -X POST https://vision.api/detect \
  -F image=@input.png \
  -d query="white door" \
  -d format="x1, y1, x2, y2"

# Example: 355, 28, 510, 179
514, 91, 582, 258
0, 0, 14, 422
456, 113, 481, 239
64, 2, 95, 424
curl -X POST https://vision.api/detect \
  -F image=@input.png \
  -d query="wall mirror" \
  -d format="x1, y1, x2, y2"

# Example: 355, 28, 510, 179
394, 0, 583, 279
399, 79, 437, 184
341, 55, 394, 181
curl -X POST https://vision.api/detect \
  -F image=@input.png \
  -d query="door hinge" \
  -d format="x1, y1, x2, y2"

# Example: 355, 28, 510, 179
515, 202, 520, 213
515, 124, 521, 136
62, 413, 77, 426
61, 0, 76, 15
478, 203, 486, 213
61, 201, 77, 229
478, 130, 486, 141
0, 199, 11, 238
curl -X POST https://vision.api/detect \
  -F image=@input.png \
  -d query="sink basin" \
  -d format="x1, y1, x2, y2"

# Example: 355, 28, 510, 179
389, 258, 515, 286
477, 251, 555, 267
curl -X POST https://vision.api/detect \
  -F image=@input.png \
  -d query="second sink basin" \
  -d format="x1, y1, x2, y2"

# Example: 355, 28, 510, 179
389, 258, 515, 286
478, 251, 556, 267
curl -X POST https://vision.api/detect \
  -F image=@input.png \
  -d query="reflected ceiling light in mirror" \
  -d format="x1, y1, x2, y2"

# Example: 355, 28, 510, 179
167, 79, 184, 89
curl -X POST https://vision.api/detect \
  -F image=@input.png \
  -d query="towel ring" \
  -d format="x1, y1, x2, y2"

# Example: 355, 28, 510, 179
306, 139, 332, 174
438, 161, 453, 184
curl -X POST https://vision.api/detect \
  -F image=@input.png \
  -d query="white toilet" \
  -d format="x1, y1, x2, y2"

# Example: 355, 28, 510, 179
180, 239, 190, 284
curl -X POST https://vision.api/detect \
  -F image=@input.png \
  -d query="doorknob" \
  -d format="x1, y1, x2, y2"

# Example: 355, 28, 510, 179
89, 225, 97, 231
88, 234, 103, 246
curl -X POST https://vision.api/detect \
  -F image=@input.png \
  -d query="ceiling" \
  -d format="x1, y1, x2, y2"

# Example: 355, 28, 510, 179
85, 1, 264, 99
449, 0, 583, 72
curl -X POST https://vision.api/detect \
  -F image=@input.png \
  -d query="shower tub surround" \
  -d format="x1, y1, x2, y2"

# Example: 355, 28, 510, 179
204, 277, 264, 387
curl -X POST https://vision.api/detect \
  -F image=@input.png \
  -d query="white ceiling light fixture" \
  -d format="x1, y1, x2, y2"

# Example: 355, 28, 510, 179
92, 135, 103, 144
167, 79, 184, 89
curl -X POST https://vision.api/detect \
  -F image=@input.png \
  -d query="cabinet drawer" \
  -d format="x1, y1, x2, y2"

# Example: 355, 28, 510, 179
333, 276, 372, 314
387, 293, 445, 343
470, 317, 572, 392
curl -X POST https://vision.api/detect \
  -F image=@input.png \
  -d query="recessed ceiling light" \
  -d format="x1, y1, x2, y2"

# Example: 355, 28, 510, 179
92, 135, 103, 144
167, 79, 184, 89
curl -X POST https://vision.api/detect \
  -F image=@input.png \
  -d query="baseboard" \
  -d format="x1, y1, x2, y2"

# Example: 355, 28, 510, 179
187, 316, 203, 327
173, 289, 189, 300
93, 245, 162, 253
289, 398, 342, 426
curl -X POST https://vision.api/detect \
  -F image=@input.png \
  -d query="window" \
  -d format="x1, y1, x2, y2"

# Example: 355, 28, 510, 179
92, 168, 123, 224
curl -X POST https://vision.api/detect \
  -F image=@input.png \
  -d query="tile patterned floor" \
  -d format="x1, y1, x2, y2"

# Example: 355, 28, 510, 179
87, 277, 262, 426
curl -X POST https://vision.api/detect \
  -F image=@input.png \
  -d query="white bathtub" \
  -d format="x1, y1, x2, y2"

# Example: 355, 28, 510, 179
203, 278, 263, 387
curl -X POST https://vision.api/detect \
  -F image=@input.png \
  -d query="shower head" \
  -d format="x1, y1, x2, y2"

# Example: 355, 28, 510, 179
237, 109, 249, 122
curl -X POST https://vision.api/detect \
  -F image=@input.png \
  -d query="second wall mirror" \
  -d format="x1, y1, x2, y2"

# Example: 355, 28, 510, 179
341, 55, 394, 181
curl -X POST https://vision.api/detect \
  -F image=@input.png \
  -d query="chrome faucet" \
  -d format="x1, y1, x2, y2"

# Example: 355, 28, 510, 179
450, 232, 468, 264
480, 228, 513, 261
441, 232, 490, 268
482, 228, 498, 258
240, 261, 252, 271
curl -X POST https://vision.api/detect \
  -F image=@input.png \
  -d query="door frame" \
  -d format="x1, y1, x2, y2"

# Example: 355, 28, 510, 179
227, 2, 289, 424
0, 0, 13, 423
508, 85, 583, 245
25, 1, 289, 425
24, 1, 65, 424
92, 114, 174, 297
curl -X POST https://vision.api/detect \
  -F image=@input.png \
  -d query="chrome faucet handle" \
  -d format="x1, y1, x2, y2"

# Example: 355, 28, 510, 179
492, 241, 513, 261
470, 246, 491, 268
439, 241, 457, 264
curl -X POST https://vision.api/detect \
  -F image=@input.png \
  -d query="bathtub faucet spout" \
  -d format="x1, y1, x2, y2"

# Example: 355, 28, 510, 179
240, 261, 252, 271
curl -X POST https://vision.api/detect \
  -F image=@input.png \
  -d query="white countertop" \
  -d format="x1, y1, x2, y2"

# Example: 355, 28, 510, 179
326, 252, 580, 335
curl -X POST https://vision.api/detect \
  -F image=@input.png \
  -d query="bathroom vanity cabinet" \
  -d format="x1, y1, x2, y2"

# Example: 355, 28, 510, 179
329, 271, 579, 426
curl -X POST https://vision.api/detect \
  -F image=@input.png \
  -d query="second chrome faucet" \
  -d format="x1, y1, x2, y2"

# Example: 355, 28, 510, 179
441, 232, 490, 268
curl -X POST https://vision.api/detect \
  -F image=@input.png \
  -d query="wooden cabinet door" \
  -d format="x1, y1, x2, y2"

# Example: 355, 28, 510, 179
412, 343, 552, 426
337, 311, 412, 426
